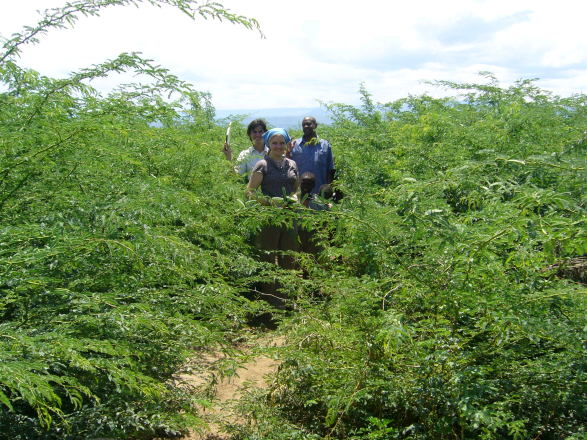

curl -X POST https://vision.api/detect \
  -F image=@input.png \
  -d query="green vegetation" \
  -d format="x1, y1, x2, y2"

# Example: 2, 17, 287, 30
1, 2, 587, 439
235, 78, 587, 439
0, 1, 267, 438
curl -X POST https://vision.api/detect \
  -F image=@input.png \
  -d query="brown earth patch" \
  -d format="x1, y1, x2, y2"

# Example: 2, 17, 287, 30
181, 334, 285, 440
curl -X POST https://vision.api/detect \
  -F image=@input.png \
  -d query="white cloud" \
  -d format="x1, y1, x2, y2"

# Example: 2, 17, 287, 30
1, 0, 586, 110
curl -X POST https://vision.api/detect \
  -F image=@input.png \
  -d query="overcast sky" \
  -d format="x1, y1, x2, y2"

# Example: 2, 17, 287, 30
1, 0, 586, 110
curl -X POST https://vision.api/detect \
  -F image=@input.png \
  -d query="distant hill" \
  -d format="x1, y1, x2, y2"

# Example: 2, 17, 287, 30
215, 107, 332, 129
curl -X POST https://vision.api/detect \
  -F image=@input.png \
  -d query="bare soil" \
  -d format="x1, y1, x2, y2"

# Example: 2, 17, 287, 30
181, 334, 285, 440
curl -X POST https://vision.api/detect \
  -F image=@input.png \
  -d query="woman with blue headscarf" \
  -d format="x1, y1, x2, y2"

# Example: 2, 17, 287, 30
247, 128, 299, 201
247, 128, 299, 308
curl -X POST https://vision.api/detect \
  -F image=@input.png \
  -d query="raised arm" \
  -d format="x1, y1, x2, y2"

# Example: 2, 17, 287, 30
286, 136, 296, 159
222, 141, 233, 163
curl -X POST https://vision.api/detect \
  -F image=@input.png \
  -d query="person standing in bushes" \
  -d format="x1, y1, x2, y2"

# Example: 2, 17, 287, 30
314, 184, 335, 209
287, 116, 335, 195
299, 172, 317, 208
299, 173, 333, 211
247, 128, 299, 308
299, 175, 333, 257
222, 118, 269, 181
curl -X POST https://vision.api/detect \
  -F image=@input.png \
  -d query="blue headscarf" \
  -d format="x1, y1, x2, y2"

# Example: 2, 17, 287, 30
262, 128, 291, 148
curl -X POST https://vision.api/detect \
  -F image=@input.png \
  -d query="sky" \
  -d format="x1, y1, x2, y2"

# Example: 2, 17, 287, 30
1, 0, 586, 110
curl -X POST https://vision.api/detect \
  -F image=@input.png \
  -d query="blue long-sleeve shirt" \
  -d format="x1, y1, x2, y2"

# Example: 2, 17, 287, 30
290, 136, 335, 195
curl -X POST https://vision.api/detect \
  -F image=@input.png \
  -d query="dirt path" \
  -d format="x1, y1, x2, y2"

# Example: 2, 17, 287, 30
182, 334, 285, 440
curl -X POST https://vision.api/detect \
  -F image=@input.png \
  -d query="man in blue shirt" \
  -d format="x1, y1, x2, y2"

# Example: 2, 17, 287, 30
287, 116, 335, 195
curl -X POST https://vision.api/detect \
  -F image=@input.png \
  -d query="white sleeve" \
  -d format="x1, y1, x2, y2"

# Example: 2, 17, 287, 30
235, 150, 250, 175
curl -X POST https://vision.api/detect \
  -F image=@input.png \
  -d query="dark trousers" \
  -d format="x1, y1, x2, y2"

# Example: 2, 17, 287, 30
257, 224, 297, 307
298, 227, 324, 256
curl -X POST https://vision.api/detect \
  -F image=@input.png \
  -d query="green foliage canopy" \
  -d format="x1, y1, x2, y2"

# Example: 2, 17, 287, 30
0, 1, 267, 438
233, 74, 587, 440
2, 1, 587, 438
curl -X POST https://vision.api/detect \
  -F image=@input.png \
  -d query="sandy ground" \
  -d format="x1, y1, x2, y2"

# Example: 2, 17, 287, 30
181, 334, 285, 440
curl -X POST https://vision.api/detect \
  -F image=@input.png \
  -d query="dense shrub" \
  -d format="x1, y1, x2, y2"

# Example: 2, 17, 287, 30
0, 1, 268, 438
2, 2, 587, 439
233, 75, 587, 439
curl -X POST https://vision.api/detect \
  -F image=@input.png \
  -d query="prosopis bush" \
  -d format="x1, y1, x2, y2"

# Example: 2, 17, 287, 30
233, 75, 587, 439
0, 1, 266, 438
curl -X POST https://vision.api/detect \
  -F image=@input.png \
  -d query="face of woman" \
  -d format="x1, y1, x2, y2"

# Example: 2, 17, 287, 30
269, 135, 286, 156
249, 126, 265, 144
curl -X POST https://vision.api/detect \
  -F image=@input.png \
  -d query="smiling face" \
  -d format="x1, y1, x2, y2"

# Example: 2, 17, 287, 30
249, 125, 265, 145
269, 134, 287, 157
